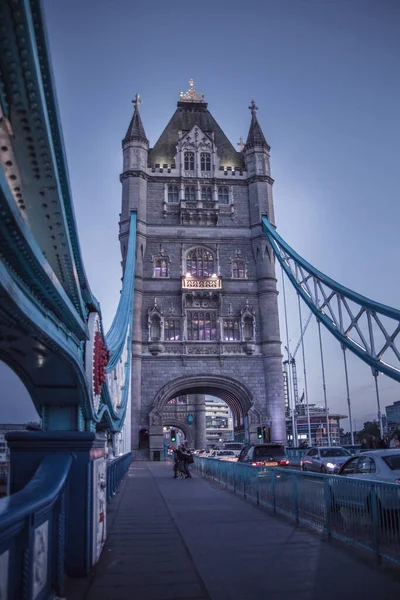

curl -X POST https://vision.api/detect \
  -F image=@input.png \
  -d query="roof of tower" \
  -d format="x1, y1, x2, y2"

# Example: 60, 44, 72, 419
245, 100, 270, 150
123, 93, 149, 145
148, 80, 244, 169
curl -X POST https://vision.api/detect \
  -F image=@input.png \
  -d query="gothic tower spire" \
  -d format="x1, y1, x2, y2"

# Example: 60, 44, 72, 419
245, 100, 269, 149
123, 93, 149, 145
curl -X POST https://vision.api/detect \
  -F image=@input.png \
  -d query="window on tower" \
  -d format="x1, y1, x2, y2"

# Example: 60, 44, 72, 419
232, 259, 246, 278
186, 248, 215, 277
184, 186, 196, 201
154, 259, 168, 278
223, 319, 240, 341
184, 151, 195, 170
167, 185, 179, 203
200, 152, 211, 171
164, 319, 181, 341
201, 186, 212, 201
218, 187, 229, 204
187, 311, 217, 341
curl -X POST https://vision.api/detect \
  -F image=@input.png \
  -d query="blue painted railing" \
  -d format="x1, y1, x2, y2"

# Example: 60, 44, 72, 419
194, 457, 400, 566
106, 452, 132, 503
0, 454, 72, 599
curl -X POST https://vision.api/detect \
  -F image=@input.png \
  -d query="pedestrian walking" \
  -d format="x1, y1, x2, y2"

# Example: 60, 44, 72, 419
182, 444, 193, 478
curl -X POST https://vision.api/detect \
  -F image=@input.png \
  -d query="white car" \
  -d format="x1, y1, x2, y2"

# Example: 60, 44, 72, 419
300, 446, 351, 473
331, 450, 400, 512
209, 450, 238, 462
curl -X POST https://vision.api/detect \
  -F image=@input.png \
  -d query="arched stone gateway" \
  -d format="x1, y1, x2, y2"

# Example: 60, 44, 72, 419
148, 375, 261, 459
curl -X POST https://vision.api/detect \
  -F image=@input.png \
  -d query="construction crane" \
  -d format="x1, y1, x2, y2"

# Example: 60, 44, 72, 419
283, 311, 313, 407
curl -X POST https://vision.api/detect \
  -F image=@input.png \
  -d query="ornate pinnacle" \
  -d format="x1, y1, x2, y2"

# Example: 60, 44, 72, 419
237, 136, 245, 151
249, 99, 258, 116
132, 93, 142, 109
180, 79, 205, 103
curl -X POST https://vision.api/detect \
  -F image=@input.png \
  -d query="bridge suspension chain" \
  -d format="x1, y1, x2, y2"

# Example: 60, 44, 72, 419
262, 216, 400, 384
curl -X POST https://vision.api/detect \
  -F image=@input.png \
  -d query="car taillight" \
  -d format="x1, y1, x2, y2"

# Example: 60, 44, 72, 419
252, 462, 264, 467
279, 459, 290, 466
396, 479, 400, 484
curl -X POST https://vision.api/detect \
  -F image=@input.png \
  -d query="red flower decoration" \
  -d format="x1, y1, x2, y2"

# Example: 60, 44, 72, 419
93, 331, 110, 396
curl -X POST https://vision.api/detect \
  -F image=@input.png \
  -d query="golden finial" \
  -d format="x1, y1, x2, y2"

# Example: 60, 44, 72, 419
180, 79, 205, 103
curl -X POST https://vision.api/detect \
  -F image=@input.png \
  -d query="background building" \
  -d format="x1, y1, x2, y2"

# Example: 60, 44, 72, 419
285, 404, 347, 446
205, 398, 233, 447
0, 423, 39, 496
386, 401, 400, 432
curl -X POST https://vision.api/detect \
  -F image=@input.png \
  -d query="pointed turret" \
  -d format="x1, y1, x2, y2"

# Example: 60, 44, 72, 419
123, 93, 149, 145
120, 93, 149, 226
245, 100, 270, 150
244, 100, 271, 181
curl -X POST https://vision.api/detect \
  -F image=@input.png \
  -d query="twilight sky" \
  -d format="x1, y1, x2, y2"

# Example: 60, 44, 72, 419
2, 0, 399, 427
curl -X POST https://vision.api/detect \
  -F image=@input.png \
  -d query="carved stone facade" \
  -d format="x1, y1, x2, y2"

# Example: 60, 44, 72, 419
119, 82, 285, 457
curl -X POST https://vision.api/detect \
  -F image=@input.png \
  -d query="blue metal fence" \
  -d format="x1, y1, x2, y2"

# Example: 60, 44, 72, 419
194, 457, 400, 566
106, 452, 132, 503
0, 454, 72, 600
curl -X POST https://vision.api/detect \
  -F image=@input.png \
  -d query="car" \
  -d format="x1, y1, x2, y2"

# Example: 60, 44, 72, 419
300, 446, 351, 473
209, 450, 238, 461
221, 443, 243, 457
238, 444, 290, 467
331, 450, 400, 513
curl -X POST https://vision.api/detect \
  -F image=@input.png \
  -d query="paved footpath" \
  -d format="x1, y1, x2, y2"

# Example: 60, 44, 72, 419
68, 461, 400, 600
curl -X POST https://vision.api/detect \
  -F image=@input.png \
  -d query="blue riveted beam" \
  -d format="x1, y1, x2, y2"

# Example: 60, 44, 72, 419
262, 216, 400, 382
106, 212, 136, 369
96, 212, 136, 431
28, 0, 101, 313
0, 164, 88, 340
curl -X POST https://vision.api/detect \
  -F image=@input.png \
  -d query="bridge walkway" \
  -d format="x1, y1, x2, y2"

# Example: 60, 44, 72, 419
67, 462, 400, 600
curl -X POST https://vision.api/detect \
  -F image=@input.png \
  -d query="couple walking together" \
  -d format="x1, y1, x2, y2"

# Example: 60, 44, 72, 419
173, 444, 193, 479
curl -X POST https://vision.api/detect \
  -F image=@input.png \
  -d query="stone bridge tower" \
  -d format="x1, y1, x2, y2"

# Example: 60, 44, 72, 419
119, 82, 285, 458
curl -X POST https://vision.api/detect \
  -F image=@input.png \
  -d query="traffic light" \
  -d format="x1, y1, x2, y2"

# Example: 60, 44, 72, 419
257, 426, 263, 439
170, 429, 176, 442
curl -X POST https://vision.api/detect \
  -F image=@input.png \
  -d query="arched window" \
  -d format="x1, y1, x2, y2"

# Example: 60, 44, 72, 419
184, 186, 196, 201
150, 315, 161, 341
167, 186, 179, 203
186, 248, 215, 277
243, 317, 253, 341
200, 153, 211, 171
232, 260, 246, 278
154, 259, 168, 278
201, 187, 212, 201
218, 187, 229, 204
184, 152, 194, 170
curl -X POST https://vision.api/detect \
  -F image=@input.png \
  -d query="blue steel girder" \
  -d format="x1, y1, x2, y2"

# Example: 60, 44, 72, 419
100, 213, 136, 432
0, 0, 100, 318
261, 216, 400, 383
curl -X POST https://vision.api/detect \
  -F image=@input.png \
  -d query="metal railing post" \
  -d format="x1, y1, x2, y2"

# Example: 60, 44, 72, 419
323, 477, 332, 536
370, 487, 381, 566
292, 472, 299, 524
271, 471, 276, 515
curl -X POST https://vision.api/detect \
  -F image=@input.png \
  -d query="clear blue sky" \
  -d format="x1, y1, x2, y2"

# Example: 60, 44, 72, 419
2, 0, 399, 427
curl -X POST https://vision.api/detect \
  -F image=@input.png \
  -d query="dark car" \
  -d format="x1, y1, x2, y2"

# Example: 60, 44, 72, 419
238, 444, 290, 467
